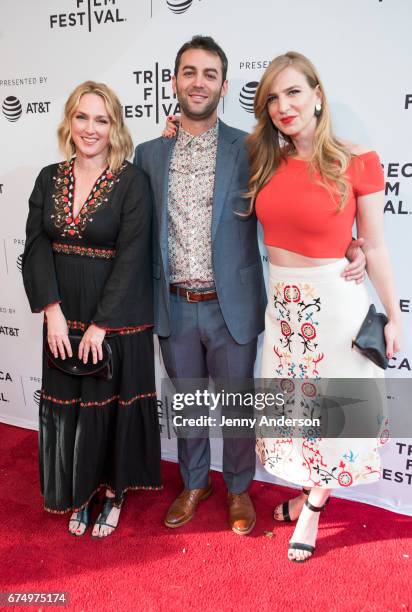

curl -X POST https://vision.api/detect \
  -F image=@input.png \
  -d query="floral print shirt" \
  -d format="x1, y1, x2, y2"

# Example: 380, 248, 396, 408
168, 122, 218, 288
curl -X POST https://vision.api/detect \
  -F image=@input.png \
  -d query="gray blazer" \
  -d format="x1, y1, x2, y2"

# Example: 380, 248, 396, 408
133, 120, 266, 345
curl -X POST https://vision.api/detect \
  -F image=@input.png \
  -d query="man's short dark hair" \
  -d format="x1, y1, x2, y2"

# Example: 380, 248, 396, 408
174, 35, 228, 82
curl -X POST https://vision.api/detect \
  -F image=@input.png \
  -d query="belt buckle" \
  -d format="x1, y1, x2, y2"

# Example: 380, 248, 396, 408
186, 290, 196, 303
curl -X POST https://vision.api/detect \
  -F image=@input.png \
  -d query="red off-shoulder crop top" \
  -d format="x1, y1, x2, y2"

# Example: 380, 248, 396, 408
255, 151, 384, 258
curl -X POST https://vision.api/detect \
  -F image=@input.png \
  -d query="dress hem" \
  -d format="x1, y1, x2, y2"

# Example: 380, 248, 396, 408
43, 481, 163, 514
41, 390, 157, 407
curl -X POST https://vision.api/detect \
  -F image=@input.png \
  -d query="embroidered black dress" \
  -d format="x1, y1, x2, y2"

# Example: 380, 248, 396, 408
22, 160, 162, 513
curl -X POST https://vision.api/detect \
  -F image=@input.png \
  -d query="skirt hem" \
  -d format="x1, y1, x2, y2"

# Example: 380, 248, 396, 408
43, 481, 163, 515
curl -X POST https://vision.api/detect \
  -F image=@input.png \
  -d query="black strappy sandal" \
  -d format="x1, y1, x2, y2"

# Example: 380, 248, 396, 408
68, 494, 97, 536
91, 494, 124, 540
273, 488, 311, 522
288, 498, 329, 562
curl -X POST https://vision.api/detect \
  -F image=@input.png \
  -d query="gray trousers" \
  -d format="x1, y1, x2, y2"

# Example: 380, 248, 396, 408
159, 291, 257, 494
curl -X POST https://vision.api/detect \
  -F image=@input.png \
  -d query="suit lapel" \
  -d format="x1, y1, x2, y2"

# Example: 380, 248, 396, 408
211, 121, 239, 242
156, 137, 175, 277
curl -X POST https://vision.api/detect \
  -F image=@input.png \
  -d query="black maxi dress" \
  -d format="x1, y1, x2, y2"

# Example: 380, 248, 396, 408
22, 159, 162, 513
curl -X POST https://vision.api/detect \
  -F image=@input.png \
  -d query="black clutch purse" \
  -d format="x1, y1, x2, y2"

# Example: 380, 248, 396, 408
352, 304, 388, 369
45, 334, 113, 380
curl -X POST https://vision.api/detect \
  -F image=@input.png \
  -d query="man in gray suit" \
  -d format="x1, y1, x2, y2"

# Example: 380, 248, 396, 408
134, 35, 364, 534
134, 36, 264, 535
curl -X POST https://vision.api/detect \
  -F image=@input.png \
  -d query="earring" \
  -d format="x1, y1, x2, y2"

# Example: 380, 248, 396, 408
314, 103, 322, 117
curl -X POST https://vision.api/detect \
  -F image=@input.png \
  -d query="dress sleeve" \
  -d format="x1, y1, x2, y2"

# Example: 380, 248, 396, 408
92, 169, 153, 329
22, 168, 61, 312
352, 151, 385, 197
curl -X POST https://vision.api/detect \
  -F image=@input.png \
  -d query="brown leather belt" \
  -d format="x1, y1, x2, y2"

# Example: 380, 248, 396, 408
170, 285, 218, 302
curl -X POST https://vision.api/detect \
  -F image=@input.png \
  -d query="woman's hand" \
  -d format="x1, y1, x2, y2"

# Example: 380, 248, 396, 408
45, 303, 72, 360
78, 324, 106, 364
384, 319, 402, 360
342, 238, 366, 283
162, 114, 180, 138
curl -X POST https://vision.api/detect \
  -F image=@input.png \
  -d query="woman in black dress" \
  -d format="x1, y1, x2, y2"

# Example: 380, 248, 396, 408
22, 81, 161, 537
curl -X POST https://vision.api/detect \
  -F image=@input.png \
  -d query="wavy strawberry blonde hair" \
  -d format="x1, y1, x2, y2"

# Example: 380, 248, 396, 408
246, 51, 353, 211
57, 81, 133, 173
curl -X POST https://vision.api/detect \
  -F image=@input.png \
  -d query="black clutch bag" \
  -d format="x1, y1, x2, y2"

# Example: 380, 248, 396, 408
45, 334, 113, 380
352, 304, 388, 370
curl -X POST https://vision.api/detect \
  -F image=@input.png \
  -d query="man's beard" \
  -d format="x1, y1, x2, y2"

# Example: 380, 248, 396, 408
177, 86, 221, 121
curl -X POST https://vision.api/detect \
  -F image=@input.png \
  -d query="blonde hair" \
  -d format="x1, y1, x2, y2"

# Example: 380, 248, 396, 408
246, 51, 352, 211
57, 81, 133, 173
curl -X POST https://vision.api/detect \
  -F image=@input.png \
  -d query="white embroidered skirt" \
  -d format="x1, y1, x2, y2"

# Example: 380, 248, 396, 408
257, 259, 388, 489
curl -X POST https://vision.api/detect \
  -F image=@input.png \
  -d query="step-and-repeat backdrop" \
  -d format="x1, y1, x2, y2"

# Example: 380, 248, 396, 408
1, 0, 411, 515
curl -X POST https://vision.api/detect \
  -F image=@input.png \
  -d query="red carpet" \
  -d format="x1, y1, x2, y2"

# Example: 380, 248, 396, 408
0, 423, 411, 611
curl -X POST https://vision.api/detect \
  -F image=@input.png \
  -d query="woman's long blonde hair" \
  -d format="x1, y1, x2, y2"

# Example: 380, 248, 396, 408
246, 51, 352, 211
57, 81, 133, 172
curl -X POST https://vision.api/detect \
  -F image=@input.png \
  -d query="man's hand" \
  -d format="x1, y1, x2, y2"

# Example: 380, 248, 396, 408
78, 324, 106, 365
45, 304, 72, 360
342, 237, 366, 284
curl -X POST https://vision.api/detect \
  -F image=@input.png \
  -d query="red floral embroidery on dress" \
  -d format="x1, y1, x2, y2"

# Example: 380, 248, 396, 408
312, 353, 324, 376
51, 159, 126, 239
284, 285, 301, 303
113, 325, 153, 335
66, 320, 88, 332
44, 481, 162, 514
280, 379, 295, 393
66, 320, 153, 334
380, 425, 390, 445
41, 393, 79, 405
273, 281, 321, 377
118, 393, 156, 406
337, 471, 353, 487
302, 382, 317, 397
41, 390, 156, 408
280, 320, 292, 337
52, 242, 116, 259
301, 322, 316, 340
258, 276, 385, 489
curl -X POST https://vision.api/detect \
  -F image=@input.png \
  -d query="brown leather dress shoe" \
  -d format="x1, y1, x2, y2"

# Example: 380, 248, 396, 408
228, 491, 256, 535
164, 482, 213, 528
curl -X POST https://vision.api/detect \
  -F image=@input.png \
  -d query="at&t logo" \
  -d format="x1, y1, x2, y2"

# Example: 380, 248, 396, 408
2, 96, 51, 122
0, 326, 20, 337
33, 390, 41, 406
16, 254, 23, 273
2, 96, 22, 122
166, 0, 193, 13
239, 82, 258, 113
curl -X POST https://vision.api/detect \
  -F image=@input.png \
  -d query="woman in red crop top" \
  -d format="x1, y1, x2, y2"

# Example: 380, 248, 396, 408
248, 52, 402, 562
